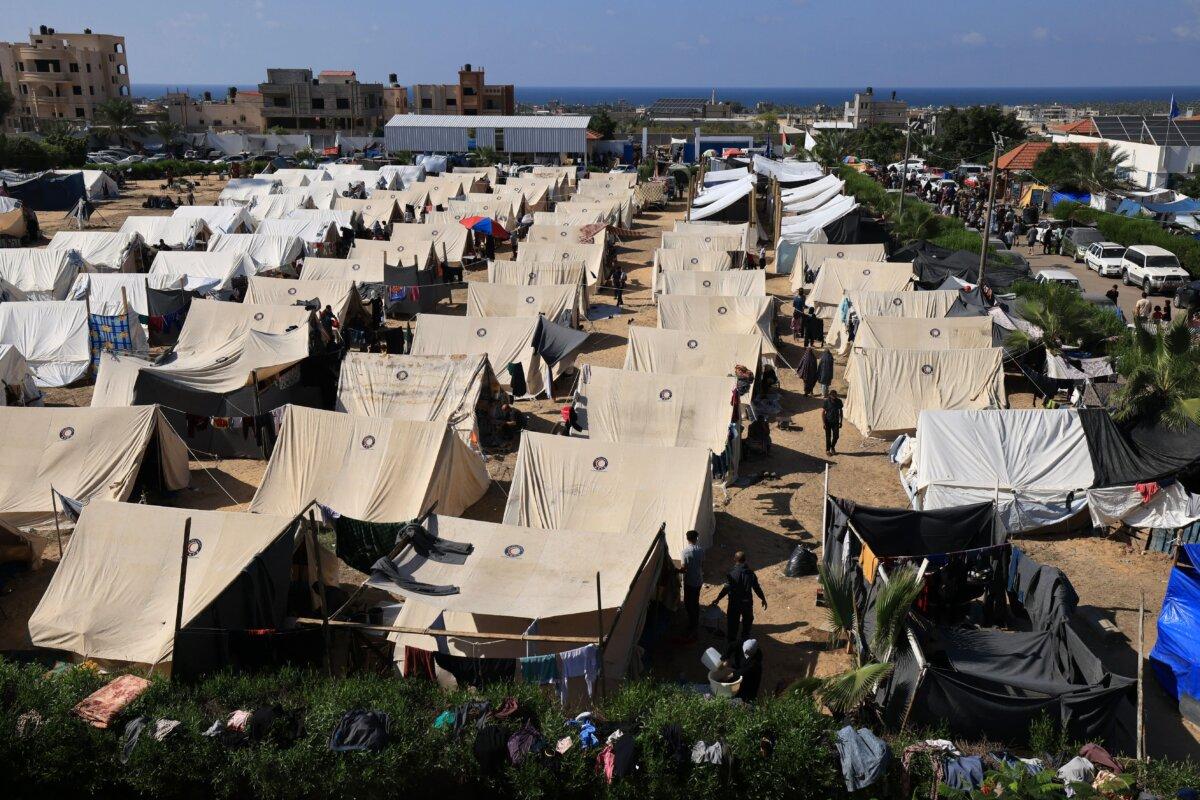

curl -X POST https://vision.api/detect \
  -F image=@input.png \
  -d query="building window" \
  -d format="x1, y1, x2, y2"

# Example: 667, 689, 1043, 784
464, 109, 476, 115
272, 96, 289, 108
89, 86, 94, 95
311, 98, 324, 110
16, 62, 23, 71
75, 107, 84, 118
463, 86, 476, 96
114, 43, 124, 54
484, 99, 496, 110
335, 98, 349, 110
72, 85, 82, 95
446, 98, 457, 107
19, 85, 28, 95
119, 85, 129, 96
118, 64, 126, 75
494, 129, 505, 151
213, 119, 223, 126
86, 63, 91, 73
69, 62, 79, 72
420, 98, 432, 109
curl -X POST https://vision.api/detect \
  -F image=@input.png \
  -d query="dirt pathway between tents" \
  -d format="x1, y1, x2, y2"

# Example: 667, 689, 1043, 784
5, 184, 1197, 758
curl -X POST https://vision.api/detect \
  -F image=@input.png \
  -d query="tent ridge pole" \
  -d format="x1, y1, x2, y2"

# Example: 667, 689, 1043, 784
171, 517, 193, 680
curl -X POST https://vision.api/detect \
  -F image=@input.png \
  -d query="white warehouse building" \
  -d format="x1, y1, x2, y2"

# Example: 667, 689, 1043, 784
384, 114, 591, 160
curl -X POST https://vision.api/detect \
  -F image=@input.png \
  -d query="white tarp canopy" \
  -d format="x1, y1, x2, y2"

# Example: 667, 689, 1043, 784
118, 217, 209, 250
29, 501, 296, 666
206, 233, 306, 275
702, 166, 749, 185
673, 222, 753, 251
689, 178, 753, 222
467, 282, 576, 326
805, 260, 913, 315
47, 231, 141, 272
852, 315, 997, 351
149, 251, 254, 294
247, 193, 312, 223
657, 270, 765, 297
845, 347, 1006, 437
518, 241, 607, 286
0, 249, 82, 300
624, 326, 762, 399
249, 405, 489, 521
752, 156, 824, 183
504, 431, 714, 556
55, 169, 119, 200
219, 178, 280, 205
778, 195, 859, 244
1086, 484, 1200, 531
411, 314, 546, 397
336, 352, 492, 442
905, 409, 1095, 531
245, 276, 362, 323
0, 300, 89, 386
172, 205, 257, 234
0, 404, 190, 527
780, 174, 843, 203
255, 218, 337, 252
0, 344, 40, 406
783, 181, 845, 214
657, 294, 776, 355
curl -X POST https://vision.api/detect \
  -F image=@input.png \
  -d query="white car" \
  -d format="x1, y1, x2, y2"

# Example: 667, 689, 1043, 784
1035, 269, 1082, 291
1084, 242, 1126, 277
1121, 245, 1190, 294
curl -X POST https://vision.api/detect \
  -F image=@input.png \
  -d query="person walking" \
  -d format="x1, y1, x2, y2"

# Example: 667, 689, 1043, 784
611, 265, 627, 307
803, 307, 822, 348
822, 389, 844, 455
816, 348, 834, 396
1105, 284, 1120, 305
711, 551, 766, 658
1134, 291, 1152, 325
795, 346, 818, 396
679, 530, 705, 641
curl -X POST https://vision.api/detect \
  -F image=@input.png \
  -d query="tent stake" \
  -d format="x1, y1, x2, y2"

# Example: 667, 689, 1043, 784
306, 510, 333, 676
49, 488, 65, 560
171, 517, 193, 680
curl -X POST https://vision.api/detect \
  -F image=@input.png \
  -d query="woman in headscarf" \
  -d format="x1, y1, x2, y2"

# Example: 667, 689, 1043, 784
816, 349, 835, 396
795, 346, 818, 396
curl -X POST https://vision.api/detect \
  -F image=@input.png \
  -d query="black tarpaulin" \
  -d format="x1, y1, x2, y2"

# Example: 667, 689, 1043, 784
1078, 408, 1200, 488
146, 287, 193, 348
2, 171, 86, 211
532, 317, 588, 367
822, 208, 889, 245
907, 244, 1032, 291
824, 496, 1002, 566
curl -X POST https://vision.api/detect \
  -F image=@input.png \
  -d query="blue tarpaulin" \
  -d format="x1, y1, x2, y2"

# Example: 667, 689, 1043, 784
1141, 197, 1200, 215
1150, 544, 1200, 703
1051, 191, 1091, 208
1115, 199, 1144, 217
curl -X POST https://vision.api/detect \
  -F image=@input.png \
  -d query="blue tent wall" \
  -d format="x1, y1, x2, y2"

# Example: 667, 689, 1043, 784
1150, 544, 1200, 703
3, 171, 86, 211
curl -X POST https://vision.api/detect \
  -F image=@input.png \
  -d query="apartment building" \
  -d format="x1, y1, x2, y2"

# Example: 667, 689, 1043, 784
257, 68, 386, 133
163, 89, 265, 132
411, 64, 514, 116
0, 25, 131, 132
843, 88, 908, 128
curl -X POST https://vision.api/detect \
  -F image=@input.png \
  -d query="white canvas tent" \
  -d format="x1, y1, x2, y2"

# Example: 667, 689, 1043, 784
844, 348, 1006, 437
285, 208, 358, 232
28, 501, 296, 667
249, 405, 489, 521
349, 237, 437, 268
0, 300, 89, 386
300, 254, 388, 284
47, 231, 141, 272
624, 326, 762, 399
331, 196, 400, 228
118, 217, 210, 250
795, 242, 887, 281
55, 169, 119, 200
688, 177, 754, 222
172, 205, 257, 234
68, 271, 181, 318
487, 261, 589, 311
336, 352, 493, 443
377, 164, 426, 189
247, 193, 312, 223
411, 314, 548, 397
517, 240, 607, 286
503, 432, 714, 556
660, 231, 745, 253
467, 283, 577, 327
219, 177, 280, 205
255, 218, 338, 254
657, 270, 765, 298
206, 233, 306, 275
0, 249, 81, 300
0, 404, 189, 527
370, 187, 432, 214
391, 220, 471, 263
673, 222, 753, 251
149, 251, 254, 295
657, 295, 776, 357
0, 344, 40, 406
245, 276, 363, 324
852, 316, 997, 351
825, 289, 964, 351
805, 260, 913, 317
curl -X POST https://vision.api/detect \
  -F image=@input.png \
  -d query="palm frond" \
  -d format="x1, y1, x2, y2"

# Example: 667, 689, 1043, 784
817, 561, 856, 648
870, 566, 923, 663
818, 662, 894, 715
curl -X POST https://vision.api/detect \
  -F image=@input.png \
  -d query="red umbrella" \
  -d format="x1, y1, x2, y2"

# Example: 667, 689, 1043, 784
458, 215, 510, 240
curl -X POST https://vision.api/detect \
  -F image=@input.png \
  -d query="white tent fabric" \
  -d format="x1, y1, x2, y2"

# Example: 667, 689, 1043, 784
657, 270, 765, 297
377, 164, 426, 189
54, 169, 119, 200
752, 156, 824, 182
797, 242, 888, 279
652, 250, 734, 292
249, 405, 489, 521
467, 283, 576, 326
68, 271, 181, 317
503, 431, 714, 556
805, 260, 913, 316
118, 217, 209, 250
286, 208, 358, 231
1086, 483, 1200, 530
852, 316, 996, 351
0, 404, 190, 527
0, 249, 82, 300
336, 352, 491, 442
689, 178, 755, 221
300, 254, 388, 284
0, 344, 41, 406
47, 231, 141, 272
780, 174, 843, 203
672, 222, 753, 251
218, 178, 280, 205
391, 220, 470, 263
554, 199, 629, 229
206, 233, 305, 275
525, 225, 596, 244
783, 181, 844, 214
530, 165, 577, 187
660, 231, 744, 252
906, 409, 1094, 531
518, 241, 607, 286
262, 168, 327, 187
778, 195, 859, 244
0, 300, 89, 386
255, 218, 337, 253
702, 166, 750, 185
826, 289, 963, 351
844, 348, 1006, 437
657, 295, 776, 356
623, 326, 762, 399
247, 193, 312, 223
577, 364, 735, 456
245, 276, 361, 323
149, 251, 254, 294
411, 314, 545, 396
330, 197, 398, 228
486, 261, 589, 311
348, 237, 437, 268
532, 210, 606, 227
172, 205, 256, 234
173, 298, 314, 354
29, 501, 295, 666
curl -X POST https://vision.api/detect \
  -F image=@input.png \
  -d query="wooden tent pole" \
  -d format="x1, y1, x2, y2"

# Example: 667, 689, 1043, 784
171, 517, 193, 680
305, 510, 333, 676
595, 571, 605, 702
1137, 590, 1146, 761
49, 488, 65, 560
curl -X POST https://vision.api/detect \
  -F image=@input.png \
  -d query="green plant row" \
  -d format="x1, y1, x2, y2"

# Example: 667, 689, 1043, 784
83, 159, 272, 181
1051, 200, 1200, 276
838, 166, 988, 253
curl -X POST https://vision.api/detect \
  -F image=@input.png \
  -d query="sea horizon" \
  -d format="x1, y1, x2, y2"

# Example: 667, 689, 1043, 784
132, 83, 1200, 109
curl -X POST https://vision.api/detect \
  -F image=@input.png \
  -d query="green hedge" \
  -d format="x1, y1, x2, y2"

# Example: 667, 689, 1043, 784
84, 159, 271, 181
839, 167, 987, 253
1052, 200, 1200, 276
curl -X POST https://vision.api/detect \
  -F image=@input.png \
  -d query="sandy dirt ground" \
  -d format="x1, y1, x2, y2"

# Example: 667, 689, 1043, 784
2, 180, 1196, 758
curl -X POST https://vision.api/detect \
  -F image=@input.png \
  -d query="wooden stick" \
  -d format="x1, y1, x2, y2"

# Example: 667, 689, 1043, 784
294, 617, 599, 644
595, 571, 605, 701
171, 517, 192, 679
49, 487, 65, 560
1137, 590, 1145, 761
306, 510, 332, 676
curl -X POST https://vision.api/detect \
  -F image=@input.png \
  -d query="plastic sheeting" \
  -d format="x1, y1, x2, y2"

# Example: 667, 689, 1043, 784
0, 300, 89, 387
1086, 483, 1200, 529
1151, 545, 1200, 704
47, 231, 141, 272
752, 156, 823, 183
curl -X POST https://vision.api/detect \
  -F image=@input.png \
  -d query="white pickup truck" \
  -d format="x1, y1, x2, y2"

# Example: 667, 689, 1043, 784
1121, 245, 1190, 294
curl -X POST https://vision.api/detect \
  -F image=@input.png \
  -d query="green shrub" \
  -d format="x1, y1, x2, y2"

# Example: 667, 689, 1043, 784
86, 159, 271, 181
1052, 200, 1200, 276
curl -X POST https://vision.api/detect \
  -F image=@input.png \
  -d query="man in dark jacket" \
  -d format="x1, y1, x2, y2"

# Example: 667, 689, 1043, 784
734, 638, 764, 702
822, 389, 844, 455
711, 551, 767, 658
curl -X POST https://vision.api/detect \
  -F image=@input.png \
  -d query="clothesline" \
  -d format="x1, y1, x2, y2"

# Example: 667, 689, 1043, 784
294, 617, 601, 645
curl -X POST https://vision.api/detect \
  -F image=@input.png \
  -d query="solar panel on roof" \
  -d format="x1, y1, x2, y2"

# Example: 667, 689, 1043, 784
1089, 115, 1200, 146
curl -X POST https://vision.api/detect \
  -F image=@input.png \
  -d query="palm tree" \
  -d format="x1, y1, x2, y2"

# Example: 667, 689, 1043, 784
152, 121, 183, 156
1111, 320, 1200, 429
816, 562, 922, 716
889, 202, 940, 242
1003, 280, 1125, 356
93, 99, 146, 147
811, 130, 853, 172
1073, 143, 1133, 195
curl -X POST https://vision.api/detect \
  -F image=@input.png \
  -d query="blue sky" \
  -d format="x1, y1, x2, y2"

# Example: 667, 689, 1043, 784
4, 0, 1199, 86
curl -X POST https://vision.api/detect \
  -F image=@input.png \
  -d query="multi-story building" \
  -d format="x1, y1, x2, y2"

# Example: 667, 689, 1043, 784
410, 64, 514, 116
843, 88, 908, 128
163, 89, 265, 132
257, 68, 385, 133
0, 25, 130, 132
646, 96, 732, 120
382, 74, 408, 118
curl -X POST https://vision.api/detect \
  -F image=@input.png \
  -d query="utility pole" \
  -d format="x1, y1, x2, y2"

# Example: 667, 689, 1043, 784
896, 120, 918, 220
978, 132, 1003, 286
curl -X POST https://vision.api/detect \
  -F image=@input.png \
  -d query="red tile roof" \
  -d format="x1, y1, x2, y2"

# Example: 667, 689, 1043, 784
1048, 118, 1097, 136
997, 140, 1098, 171
586, 130, 603, 140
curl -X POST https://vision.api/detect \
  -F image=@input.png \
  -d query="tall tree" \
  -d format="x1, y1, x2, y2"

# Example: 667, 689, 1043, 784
851, 125, 905, 164
152, 120, 183, 156
1073, 143, 1133, 195
811, 130, 853, 171
1003, 279, 1125, 355
588, 109, 616, 140
1112, 321, 1200, 429
93, 99, 146, 147
929, 105, 1026, 167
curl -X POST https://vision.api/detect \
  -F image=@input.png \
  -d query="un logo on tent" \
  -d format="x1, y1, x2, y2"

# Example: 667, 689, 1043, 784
58, 427, 75, 441
476, 328, 487, 337
396, 245, 405, 251
361, 435, 377, 449
215, 355, 230, 364
504, 544, 525, 558
659, 389, 673, 401
592, 456, 609, 471
351, 263, 361, 271
929, 328, 942, 338
702, 280, 712, 288
862, 268, 872, 276
891, 298, 903, 307
687, 339, 699, 349
525, 296, 536, 304
836, 251, 845, 258
253, 312, 265, 321
704, 236, 712, 243
560, 231, 568, 237
561, 253, 570, 260
186, 538, 203, 557
396, 370, 409, 381
690, 257, 699, 265
717, 306, 728, 315
287, 287, 298, 295
921, 364, 934, 375
431, 229, 439, 235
